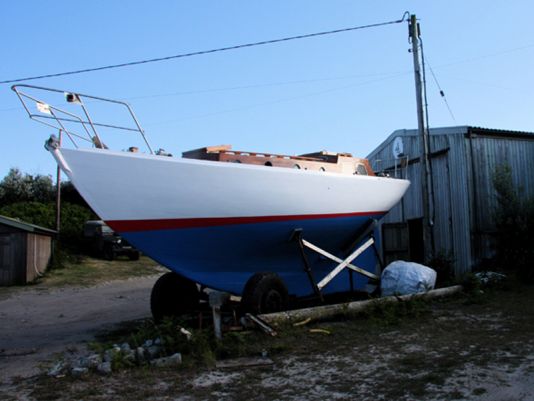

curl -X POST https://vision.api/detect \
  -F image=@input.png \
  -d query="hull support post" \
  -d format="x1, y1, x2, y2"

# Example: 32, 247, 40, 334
292, 220, 381, 297
292, 229, 324, 303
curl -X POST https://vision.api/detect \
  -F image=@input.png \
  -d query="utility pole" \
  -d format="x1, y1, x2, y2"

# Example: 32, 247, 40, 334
55, 165, 61, 231
409, 14, 433, 262
55, 130, 62, 233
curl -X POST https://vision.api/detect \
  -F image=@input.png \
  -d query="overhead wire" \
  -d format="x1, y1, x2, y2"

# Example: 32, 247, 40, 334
144, 71, 410, 127
0, 70, 410, 113
0, 71, 411, 116
125, 71, 410, 101
0, 13, 409, 85
420, 38, 456, 123
431, 43, 534, 70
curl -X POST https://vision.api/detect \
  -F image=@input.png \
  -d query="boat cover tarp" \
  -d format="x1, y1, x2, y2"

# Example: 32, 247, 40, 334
381, 261, 437, 296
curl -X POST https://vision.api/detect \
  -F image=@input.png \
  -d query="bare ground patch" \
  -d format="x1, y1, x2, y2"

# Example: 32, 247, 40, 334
1, 280, 533, 400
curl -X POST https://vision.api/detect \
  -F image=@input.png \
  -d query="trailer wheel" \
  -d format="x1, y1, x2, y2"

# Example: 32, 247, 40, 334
241, 272, 289, 314
150, 272, 199, 323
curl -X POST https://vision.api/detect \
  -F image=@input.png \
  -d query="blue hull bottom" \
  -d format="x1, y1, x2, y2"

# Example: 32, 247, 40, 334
121, 214, 383, 297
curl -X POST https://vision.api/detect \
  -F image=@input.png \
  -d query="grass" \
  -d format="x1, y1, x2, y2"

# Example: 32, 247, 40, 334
0, 255, 164, 299
84, 295, 448, 374
358, 295, 431, 325
36, 255, 163, 288
93, 315, 291, 369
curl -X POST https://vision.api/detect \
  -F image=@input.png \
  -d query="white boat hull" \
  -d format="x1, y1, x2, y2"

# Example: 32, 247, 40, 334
53, 148, 410, 296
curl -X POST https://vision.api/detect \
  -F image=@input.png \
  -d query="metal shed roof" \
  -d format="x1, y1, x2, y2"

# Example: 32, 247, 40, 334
0, 215, 58, 236
367, 126, 534, 158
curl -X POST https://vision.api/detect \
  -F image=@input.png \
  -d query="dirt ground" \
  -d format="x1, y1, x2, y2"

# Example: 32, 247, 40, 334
0, 275, 160, 382
1, 275, 533, 401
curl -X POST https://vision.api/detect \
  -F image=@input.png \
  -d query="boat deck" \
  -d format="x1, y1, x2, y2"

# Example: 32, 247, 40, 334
182, 145, 375, 176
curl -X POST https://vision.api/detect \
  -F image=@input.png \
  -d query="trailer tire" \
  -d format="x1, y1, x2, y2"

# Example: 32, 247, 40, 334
241, 272, 289, 314
151, 272, 199, 323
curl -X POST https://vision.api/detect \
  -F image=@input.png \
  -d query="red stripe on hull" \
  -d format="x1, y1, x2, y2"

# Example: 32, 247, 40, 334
107, 211, 386, 233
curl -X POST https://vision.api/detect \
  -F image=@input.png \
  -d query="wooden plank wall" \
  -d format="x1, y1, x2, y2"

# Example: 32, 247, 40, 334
25, 233, 52, 282
0, 229, 25, 285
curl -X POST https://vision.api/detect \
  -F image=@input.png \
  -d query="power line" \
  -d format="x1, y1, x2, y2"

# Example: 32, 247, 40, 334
0, 70, 410, 114
420, 38, 456, 123
427, 61, 456, 122
126, 71, 410, 101
432, 43, 534, 71
145, 71, 409, 127
0, 14, 409, 85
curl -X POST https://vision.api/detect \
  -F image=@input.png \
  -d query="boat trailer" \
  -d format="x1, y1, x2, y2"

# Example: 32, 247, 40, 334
211, 220, 384, 337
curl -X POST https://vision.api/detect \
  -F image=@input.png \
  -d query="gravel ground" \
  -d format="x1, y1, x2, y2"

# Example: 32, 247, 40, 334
0, 277, 533, 400
0, 275, 159, 382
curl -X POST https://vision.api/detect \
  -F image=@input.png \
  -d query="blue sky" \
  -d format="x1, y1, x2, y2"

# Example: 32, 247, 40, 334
1, 1, 533, 179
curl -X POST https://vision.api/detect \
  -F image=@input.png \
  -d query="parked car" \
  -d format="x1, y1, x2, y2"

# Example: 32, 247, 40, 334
83, 220, 140, 261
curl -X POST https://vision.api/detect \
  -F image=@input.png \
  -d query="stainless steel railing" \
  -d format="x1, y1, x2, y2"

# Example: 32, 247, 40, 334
11, 84, 154, 154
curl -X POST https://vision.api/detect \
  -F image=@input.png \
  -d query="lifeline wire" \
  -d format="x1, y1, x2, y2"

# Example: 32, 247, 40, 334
0, 13, 409, 85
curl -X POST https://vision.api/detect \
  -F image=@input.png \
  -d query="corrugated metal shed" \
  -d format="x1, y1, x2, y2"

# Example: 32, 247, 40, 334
0, 215, 57, 285
367, 126, 534, 275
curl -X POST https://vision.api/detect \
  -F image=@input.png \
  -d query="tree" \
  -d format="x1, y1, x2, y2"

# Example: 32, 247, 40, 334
0, 168, 54, 205
0, 168, 31, 204
0, 168, 96, 253
60, 181, 91, 209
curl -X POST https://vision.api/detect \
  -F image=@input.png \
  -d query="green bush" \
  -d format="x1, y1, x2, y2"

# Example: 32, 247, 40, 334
0, 168, 97, 262
492, 164, 534, 283
0, 201, 93, 253
0, 201, 54, 228
428, 250, 455, 287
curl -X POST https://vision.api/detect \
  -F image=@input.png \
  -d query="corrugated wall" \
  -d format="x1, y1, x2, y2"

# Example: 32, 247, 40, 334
430, 152, 453, 256
468, 132, 534, 262
369, 130, 422, 222
444, 132, 472, 275
367, 127, 472, 275
368, 126, 534, 276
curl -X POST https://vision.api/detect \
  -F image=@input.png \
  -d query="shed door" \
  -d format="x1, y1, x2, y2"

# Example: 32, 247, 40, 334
408, 218, 424, 263
382, 220, 427, 265
382, 223, 409, 265
0, 234, 15, 285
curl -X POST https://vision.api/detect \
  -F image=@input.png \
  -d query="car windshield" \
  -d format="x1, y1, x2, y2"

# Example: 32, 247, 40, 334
101, 225, 114, 234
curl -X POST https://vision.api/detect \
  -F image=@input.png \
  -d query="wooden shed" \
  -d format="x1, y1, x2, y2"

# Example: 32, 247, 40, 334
0, 215, 57, 285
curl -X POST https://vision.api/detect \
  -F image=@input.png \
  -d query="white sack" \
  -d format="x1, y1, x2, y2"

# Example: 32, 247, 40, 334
381, 260, 437, 297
